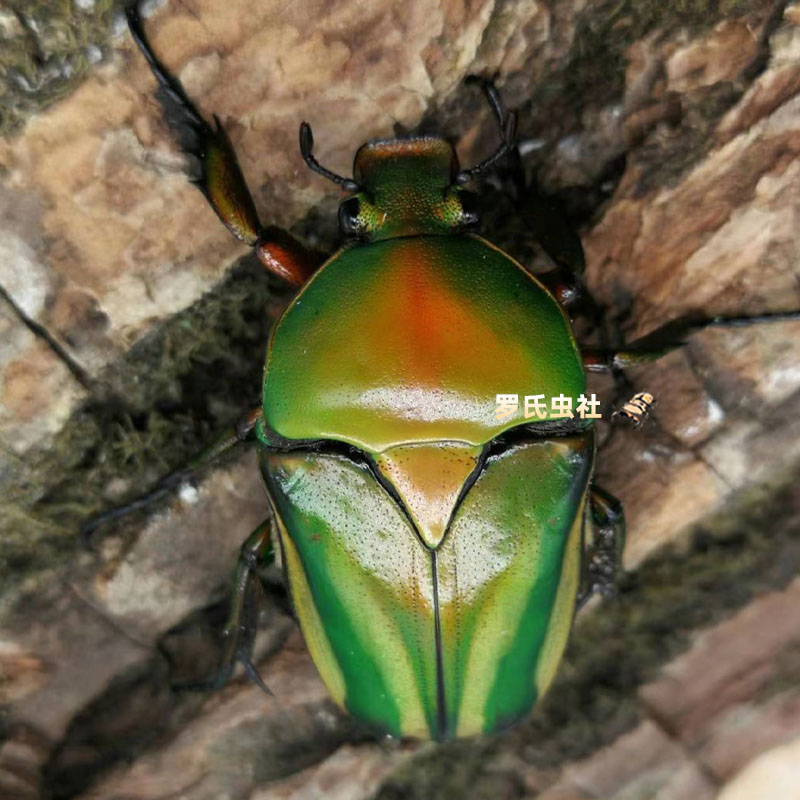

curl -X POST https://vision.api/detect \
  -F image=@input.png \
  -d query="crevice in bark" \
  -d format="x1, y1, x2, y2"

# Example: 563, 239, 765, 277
0, 284, 95, 393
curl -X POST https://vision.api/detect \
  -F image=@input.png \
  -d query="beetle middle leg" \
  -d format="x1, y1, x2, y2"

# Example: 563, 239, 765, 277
169, 518, 276, 694
126, 3, 324, 286
81, 407, 264, 546
581, 309, 800, 373
576, 485, 625, 610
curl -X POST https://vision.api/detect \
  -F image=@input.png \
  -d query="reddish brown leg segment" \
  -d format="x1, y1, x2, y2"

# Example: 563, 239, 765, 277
256, 227, 325, 287
127, 3, 325, 285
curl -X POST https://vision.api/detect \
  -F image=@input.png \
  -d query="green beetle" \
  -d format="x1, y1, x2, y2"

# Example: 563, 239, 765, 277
258, 134, 599, 738
86, 5, 797, 741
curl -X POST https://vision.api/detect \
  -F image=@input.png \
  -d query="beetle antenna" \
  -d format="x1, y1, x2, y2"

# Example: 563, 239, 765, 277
456, 110, 518, 185
465, 75, 506, 133
299, 122, 360, 192
456, 77, 519, 185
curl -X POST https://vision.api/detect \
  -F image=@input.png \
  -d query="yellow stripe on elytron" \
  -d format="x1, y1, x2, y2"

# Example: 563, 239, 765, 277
533, 492, 586, 699
272, 511, 347, 709
447, 543, 543, 737
269, 455, 436, 738
319, 536, 435, 739
441, 447, 590, 737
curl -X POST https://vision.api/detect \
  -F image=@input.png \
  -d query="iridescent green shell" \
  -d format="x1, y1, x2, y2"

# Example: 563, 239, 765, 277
259, 142, 590, 740
262, 433, 592, 739
263, 234, 585, 452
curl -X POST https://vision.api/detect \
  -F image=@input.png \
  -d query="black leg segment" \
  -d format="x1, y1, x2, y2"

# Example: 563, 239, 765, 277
215, 518, 276, 694
577, 485, 626, 609
583, 310, 800, 372
81, 407, 263, 547
126, 3, 260, 245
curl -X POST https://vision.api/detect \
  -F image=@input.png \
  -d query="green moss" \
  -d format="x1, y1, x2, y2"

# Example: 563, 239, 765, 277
0, 255, 294, 598
0, 183, 340, 597
372, 471, 800, 800
0, 0, 120, 137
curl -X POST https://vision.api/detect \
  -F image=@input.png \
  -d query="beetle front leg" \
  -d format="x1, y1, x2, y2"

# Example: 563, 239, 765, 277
216, 518, 275, 694
470, 78, 590, 304
576, 485, 625, 610
517, 175, 594, 314
519, 187, 607, 324
126, 4, 324, 286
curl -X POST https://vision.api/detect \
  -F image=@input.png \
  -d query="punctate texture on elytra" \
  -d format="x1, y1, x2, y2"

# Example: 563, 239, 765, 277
264, 432, 592, 739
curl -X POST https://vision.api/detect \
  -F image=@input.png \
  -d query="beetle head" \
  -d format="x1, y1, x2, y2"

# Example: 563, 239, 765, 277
339, 138, 478, 241
299, 87, 516, 242
299, 124, 480, 242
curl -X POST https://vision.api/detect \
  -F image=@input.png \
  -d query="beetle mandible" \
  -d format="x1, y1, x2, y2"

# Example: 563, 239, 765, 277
84, 3, 800, 741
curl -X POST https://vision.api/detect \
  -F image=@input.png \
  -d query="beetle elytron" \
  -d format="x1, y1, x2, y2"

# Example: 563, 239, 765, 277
85, 4, 799, 741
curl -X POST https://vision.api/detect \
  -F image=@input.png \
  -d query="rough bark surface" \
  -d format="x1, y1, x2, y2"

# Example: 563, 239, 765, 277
1, 1, 799, 799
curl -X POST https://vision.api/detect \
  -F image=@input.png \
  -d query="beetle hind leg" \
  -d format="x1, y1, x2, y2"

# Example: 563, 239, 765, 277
214, 518, 276, 694
576, 485, 625, 610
